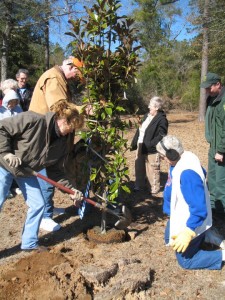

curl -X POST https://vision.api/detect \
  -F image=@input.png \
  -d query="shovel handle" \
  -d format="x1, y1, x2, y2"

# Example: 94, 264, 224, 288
34, 171, 101, 208
25, 167, 131, 228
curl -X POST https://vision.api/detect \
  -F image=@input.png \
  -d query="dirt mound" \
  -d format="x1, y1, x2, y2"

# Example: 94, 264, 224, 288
87, 227, 126, 244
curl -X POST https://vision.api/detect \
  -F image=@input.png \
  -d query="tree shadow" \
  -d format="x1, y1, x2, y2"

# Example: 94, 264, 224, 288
0, 205, 102, 260
0, 244, 21, 260
122, 172, 168, 226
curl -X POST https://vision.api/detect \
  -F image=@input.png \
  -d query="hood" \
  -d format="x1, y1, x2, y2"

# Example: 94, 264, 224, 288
2, 90, 20, 108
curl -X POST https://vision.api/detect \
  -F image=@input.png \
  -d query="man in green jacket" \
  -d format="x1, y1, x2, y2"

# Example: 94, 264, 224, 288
201, 72, 225, 216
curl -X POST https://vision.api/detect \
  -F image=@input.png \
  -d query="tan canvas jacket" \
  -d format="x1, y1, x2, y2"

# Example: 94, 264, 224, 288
29, 66, 72, 114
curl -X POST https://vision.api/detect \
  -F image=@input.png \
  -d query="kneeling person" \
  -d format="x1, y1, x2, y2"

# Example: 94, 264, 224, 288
156, 135, 225, 270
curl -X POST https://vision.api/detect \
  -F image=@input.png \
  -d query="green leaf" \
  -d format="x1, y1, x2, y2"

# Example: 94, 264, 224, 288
121, 185, 130, 193
109, 182, 119, 193
116, 106, 125, 112
90, 173, 97, 181
101, 112, 106, 119
105, 107, 112, 115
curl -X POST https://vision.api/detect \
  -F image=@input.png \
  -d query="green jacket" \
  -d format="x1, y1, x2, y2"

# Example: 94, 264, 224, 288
205, 87, 225, 154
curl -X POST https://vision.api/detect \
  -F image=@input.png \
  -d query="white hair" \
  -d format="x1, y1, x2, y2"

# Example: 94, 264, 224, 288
62, 56, 74, 66
156, 135, 184, 156
1, 79, 18, 93
148, 96, 164, 110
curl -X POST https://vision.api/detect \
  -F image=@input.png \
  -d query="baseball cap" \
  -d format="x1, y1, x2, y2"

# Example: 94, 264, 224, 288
200, 72, 221, 88
67, 57, 84, 68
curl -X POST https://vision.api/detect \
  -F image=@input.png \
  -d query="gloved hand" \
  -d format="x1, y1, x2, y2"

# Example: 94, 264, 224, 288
3, 153, 22, 168
171, 227, 196, 253
70, 188, 83, 207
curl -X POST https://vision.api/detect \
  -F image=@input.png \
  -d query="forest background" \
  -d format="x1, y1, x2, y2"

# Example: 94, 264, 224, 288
0, 0, 224, 120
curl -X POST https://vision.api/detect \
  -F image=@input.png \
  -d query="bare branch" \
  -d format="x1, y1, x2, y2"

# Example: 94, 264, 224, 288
160, 0, 179, 5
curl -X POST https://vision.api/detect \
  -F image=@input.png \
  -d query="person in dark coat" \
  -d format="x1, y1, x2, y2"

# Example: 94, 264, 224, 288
131, 96, 168, 194
16, 68, 33, 111
0, 100, 84, 251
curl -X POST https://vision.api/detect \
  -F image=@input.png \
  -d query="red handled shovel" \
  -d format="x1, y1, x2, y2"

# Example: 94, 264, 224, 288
23, 167, 132, 230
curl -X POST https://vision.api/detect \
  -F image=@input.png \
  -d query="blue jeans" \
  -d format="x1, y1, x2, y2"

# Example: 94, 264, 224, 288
37, 169, 55, 219
0, 167, 45, 249
165, 220, 223, 270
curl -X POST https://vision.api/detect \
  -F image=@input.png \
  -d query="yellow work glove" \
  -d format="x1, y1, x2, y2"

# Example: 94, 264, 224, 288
171, 227, 196, 253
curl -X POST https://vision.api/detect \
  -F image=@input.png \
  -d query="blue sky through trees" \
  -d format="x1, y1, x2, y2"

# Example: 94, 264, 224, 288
49, 0, 196, 49
171, 0, 197, 41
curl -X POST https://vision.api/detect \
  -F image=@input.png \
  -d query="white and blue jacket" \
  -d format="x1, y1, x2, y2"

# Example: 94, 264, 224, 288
168, 151, 212, 244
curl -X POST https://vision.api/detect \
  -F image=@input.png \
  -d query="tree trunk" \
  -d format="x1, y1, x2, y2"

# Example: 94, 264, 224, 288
199, 0, 209, 122
1, 3, 13, 81
44, 0, 50, 70
100, 191, 108, 234
44, 20, 50, 70
1, 33, 8, 82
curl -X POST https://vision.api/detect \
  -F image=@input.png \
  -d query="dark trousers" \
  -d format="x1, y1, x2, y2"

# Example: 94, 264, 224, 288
208, 149, 225, 213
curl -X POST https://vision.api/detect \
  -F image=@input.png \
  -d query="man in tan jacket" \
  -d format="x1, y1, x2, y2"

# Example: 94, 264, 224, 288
29, 57, 84, 232
29, 57, 83, 114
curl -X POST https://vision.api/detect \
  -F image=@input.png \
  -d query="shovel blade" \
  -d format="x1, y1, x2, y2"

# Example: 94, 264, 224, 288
115, 205, 132, 230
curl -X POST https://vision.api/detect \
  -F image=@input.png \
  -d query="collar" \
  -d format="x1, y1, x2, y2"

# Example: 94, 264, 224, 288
55, 65, 67, 82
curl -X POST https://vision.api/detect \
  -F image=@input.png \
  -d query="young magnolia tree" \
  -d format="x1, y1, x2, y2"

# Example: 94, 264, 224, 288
67, 0, 140, 230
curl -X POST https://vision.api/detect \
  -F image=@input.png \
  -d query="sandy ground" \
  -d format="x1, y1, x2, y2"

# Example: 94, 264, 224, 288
1, 111, 225, 299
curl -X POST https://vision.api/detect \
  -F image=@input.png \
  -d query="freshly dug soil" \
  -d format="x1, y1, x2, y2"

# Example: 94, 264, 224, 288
0, 111, 225, 300
86, 226, 126, 243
